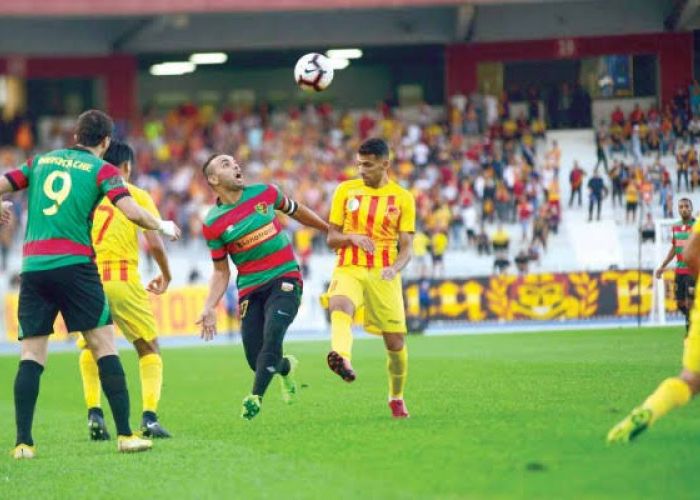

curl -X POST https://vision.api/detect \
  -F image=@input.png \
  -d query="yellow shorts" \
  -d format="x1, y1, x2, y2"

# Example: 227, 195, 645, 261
327, 265, 407, 334
77, 279, 157, 348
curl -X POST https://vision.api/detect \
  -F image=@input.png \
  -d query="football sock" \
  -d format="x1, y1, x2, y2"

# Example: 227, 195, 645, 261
79, 348, 102, 409
387, 346, 408, 400
331, 311, 353, 360
642, 377, 691, 424
139, 353, 163, 414
14, 360, 44, 446
97, 355, 132, 436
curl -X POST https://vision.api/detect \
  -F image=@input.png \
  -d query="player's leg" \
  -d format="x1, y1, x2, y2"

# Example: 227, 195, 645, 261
608, 306, 700, 444
365, 268, 410, 418
239, 295, 265, 419
248, 279, 301, 409
13, 337, 49, 459
59, 264, 150, 452
327, 267, 364, 382
383, 333, 409, 419
12, 268, 60, 459
114, 281, 170, 438
675, 274, 691, 335
77, 334, 109, 441
133, 339, 170, 438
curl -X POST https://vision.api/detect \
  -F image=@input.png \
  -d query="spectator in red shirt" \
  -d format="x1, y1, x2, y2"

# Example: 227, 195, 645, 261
611, 106, 625, 126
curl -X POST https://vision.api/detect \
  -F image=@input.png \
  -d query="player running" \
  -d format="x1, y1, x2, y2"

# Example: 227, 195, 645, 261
0, 110, 180, 459
196, 154, 328, 420
607, 214, 700, 443
325, 138, 416, 418
77, 140, 173, 441
655, 198, 696, 334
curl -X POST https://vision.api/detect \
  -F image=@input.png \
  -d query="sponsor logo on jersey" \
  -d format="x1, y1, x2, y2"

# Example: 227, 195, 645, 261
232, 222, 277, 252
255, 202, 268, 216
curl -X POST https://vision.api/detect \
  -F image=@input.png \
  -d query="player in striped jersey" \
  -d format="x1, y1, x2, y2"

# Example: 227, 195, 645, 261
655, 198, 695, 334
326, 138, 416, 418
197, 154, 328, 420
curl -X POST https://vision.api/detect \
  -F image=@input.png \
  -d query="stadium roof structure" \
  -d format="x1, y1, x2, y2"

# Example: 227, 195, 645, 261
0, 0, 687, 55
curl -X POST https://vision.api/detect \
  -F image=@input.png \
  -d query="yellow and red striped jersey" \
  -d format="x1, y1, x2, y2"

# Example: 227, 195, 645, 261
329, 179, 415, 268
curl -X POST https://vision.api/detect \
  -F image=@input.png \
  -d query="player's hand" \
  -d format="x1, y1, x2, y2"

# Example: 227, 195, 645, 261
349, 234, 375, 253
655, 267, 665, 279
381, 266, 398, 281
147, 274, 171, 295
196, 308, 217, 341
159, 220, 182, 241
0, 201, 13, 225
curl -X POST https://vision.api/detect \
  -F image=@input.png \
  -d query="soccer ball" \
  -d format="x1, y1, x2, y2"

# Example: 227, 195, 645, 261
294, 53, 334, 92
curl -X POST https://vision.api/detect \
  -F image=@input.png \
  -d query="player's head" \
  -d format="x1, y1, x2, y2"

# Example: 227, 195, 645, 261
202, 154, 244, 192
103, 140, 135, 181
678, 197, 693, 220
75, 109, 113, 156
357, 138, 390, 188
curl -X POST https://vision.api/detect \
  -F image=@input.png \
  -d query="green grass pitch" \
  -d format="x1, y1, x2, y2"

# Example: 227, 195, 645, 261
0, 327, 698, 499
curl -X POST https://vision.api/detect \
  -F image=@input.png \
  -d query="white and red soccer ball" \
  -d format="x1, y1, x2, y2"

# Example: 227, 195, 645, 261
294, 53, 334, 92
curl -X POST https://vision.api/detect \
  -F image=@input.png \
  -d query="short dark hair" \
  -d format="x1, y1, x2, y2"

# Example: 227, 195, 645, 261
679, 197, 693, 208
202, 153, 221, 178
358, 138, 389, 158
76, 109, 113, 147
104, 140, 134, 168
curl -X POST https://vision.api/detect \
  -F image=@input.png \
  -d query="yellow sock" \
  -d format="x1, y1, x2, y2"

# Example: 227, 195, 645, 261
79, 348, 101, 409
139, 353, 163, 413
642, 377, 692, 424
331, 311, 353, 360
387, 346, 408, 399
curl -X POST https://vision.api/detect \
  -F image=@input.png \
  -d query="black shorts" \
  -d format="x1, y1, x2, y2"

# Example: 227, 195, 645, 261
432, 254, 444, 265
626, 201, 638, 212
675, 273, 696, 303
18, 263, 112, 339
239, 277, 302, 355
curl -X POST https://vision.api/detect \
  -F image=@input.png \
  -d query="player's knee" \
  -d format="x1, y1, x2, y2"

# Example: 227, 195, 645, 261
256, 350, 281, 373
329, 296, 355, 317
678, 301, 689, 315
83, 325, 117, 359
680, 370, 700, 395
134, 338, 159, 357
383, 333, 405, 351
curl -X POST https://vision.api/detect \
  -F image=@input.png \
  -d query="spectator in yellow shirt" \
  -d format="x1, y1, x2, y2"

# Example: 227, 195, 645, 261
431, 230, 449, 277
412, 230, 431, 278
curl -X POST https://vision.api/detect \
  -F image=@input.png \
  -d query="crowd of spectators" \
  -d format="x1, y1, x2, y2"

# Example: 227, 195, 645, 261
1, 82, 700, 279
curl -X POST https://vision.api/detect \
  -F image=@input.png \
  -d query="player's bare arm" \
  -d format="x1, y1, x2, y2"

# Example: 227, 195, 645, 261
382, 231, 414, 280
143, 230, 172, 295
0, 176, 15, 225
327, 223, 375, 253
682, 233, 700, 277
656, 244, 677, 279
197, 258, 231, 341
115, 196, 181, 241
290, 203, 329, 233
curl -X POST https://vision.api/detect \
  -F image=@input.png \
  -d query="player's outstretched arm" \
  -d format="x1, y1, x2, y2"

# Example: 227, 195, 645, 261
382, 231, 414, 280
290, 203, 329, 233
683, 232, 700, 277
114, 196, 181, 241
197, 259, 231, 341
144, 231, 173, 295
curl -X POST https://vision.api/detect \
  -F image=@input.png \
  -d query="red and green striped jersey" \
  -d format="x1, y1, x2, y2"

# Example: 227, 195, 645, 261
202, 184, 301, 298
3, 147, 130, 272
672, 218, 695, 275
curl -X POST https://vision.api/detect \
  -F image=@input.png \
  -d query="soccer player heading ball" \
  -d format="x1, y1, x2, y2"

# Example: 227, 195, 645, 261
197, 154, 328, 420
0, 110, 181, 459
326, 138, 416, 418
